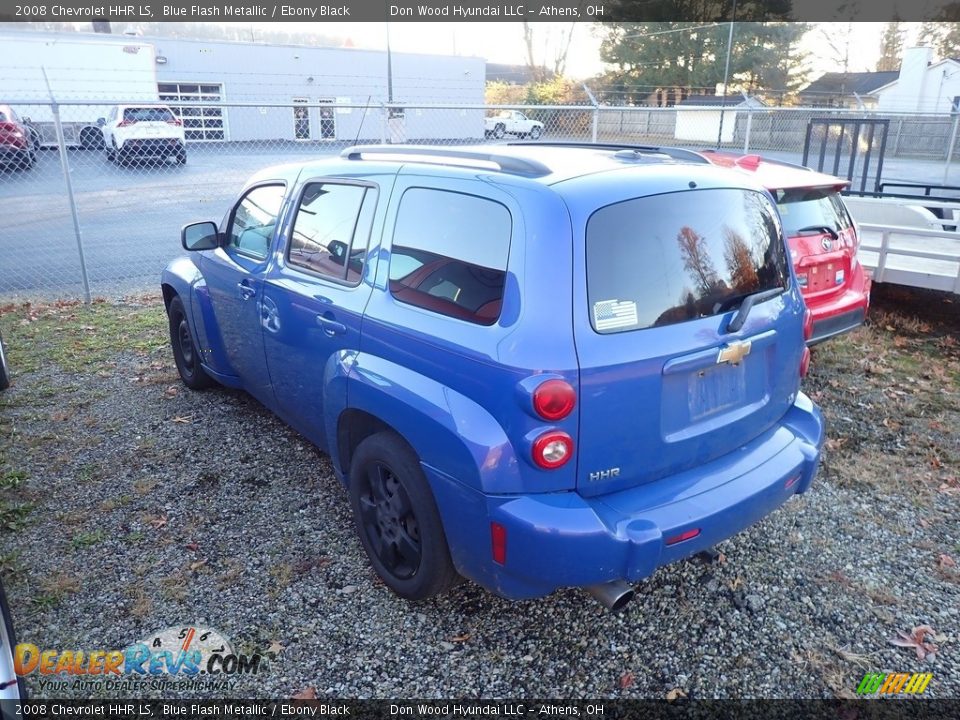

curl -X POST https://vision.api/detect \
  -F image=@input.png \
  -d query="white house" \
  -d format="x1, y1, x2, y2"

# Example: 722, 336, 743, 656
872, 47, 960, 114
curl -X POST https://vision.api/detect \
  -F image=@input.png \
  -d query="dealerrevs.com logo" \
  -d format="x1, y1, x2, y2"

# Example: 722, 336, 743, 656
15, 626, 266, 693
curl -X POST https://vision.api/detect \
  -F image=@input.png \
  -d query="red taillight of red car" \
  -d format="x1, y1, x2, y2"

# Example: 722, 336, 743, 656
532, 379, 576, 421
800, 347, 811, 378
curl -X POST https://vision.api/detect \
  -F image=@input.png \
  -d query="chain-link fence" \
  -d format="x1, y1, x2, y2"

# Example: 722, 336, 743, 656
4, 100, 960, 301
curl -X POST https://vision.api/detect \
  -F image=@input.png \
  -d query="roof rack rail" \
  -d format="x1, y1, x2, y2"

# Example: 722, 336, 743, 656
341, 145, 551, 177
507, 141, 711, 164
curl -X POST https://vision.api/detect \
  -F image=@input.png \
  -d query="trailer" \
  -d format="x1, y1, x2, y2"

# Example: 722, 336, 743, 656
1, 33, 159, 149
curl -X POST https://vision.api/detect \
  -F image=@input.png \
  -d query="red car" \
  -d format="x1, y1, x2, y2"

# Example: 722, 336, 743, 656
0, 104, 35, 170
699, 151, 871, 344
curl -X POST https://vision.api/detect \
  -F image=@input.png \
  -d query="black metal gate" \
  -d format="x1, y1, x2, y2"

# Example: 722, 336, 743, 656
802, 118, 890, 193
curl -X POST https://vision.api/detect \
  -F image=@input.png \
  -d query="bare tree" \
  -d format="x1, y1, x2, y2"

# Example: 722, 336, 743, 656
522, 18, 584, 82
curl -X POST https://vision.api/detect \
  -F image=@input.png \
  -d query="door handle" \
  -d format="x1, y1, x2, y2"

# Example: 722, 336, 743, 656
316, 314, 346, 336
237, 282, 256, 300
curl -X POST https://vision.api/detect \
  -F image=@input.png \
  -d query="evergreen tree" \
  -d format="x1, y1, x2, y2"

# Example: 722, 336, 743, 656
876, 21, 905, 71
918, 22, 960, 60
597, 22, 809, 105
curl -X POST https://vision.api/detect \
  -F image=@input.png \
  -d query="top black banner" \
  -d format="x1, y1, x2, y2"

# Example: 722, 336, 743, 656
0, 0, 957, 23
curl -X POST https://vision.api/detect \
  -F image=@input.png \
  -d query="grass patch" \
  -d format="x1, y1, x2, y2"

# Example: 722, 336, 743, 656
0, 502, 33, 532
0, 297, 166, 374
0, 470, 27, 490
70, 529, 107, 550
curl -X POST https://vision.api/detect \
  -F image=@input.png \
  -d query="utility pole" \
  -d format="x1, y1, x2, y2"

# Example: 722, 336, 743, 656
716, 3, 737, 149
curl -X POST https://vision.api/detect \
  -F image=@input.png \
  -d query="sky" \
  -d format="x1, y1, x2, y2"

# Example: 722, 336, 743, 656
246, 21, 926, 80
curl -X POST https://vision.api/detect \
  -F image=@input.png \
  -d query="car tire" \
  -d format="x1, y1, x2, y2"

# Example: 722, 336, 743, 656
529, 126, 543, 139
79, 127, 104, 150
168, 295, 213, 390
175, 148, 187, 165
0, 579, 27, 699
349, 432, 459, 600
17, 152, 34, 170
0, 331, 10, 391
26, 127, 41, 153
493, 123, 506, 139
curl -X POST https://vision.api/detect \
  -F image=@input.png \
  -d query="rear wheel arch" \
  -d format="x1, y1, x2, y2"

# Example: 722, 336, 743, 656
336, 408, 399, 481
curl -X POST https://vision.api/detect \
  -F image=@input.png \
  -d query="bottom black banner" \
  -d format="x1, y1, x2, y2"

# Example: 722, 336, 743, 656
2, 699, 958, 720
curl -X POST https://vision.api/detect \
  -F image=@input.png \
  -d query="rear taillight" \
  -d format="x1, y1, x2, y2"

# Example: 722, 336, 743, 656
532, 379, 576, 421
117, 119, 135, 127
800, 347, 811, 378
531, 430, 573, 470
490, 522, 507, 565
802, 309, 814, 342
167, 118, 182, 126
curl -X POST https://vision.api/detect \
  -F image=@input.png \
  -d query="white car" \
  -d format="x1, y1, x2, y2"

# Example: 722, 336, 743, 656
100, 104, 187, 165
484, 110, 544, 140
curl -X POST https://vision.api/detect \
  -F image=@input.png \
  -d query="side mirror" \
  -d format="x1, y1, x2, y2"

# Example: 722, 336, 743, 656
181, 221, 219, 251
96, 118, 106, 127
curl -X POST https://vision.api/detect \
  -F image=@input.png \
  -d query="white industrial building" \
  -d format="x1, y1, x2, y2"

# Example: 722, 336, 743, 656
1, 30, 486, 144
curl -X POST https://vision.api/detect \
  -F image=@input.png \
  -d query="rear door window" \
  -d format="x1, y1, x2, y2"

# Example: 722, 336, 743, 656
586, 188, 788, 333
389, 188, 511, 325
773, 187, 853, 235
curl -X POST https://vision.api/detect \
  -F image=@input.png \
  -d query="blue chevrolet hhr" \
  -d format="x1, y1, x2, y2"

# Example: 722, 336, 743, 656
161, 144, 823, 611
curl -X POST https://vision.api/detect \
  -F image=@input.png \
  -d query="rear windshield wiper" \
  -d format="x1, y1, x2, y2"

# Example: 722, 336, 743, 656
794, 225, 839, 240
726, 287, 786, 333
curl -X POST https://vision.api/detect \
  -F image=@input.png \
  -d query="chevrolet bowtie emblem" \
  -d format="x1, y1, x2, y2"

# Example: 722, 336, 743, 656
717, 340, 752, 365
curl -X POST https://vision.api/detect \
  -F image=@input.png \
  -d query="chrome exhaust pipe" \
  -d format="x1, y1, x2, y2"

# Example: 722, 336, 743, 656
585, 580, 635, 612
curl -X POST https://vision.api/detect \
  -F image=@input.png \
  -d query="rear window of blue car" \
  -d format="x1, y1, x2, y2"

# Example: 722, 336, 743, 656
586, 188, 788, 333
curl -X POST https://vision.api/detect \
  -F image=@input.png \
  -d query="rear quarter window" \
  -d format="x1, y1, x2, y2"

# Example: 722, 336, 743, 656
586, 188, 788, 333
389, 188, 511, 326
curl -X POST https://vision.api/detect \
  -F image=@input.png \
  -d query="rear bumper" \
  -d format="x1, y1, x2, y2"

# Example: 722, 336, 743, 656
118, 138, 183, 156
806, 262, 871, 345
426, 392, 824, 600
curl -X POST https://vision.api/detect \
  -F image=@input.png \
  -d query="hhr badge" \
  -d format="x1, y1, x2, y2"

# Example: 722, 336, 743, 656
717, 340, 752, 365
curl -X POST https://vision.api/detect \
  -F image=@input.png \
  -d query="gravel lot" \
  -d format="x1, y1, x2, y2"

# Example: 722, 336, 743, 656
0, 285, 957, 699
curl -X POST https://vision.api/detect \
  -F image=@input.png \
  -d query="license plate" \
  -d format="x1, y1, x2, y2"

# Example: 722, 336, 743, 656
688, 362, 746, 420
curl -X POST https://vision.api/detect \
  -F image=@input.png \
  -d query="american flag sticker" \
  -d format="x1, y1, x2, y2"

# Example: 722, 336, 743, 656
593, 299, 638, 331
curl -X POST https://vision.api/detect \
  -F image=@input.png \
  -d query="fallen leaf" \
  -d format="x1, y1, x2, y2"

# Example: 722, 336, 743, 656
450, 633, 470, 643
164, 386, 179, 398
267, 640, 285, 655
930, 456, 943, 469
292, 687, 317, 700
149, 515, 168, 530
825, 437, 848, 452
189, 558, 208, 572
185, 542, 199, 552
666, 688, 687, 701
939, 554, 957, 570
889, 625, 938, 661
618, 671, 634, 689
171, 415, 194, 424
919, 518, 930, 528
716, 551, 727, 565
